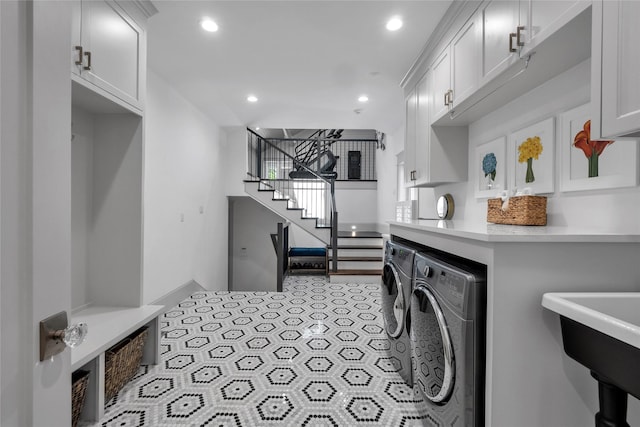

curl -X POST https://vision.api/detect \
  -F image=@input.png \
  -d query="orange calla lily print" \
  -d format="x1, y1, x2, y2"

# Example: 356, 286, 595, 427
573, 120, 614, 177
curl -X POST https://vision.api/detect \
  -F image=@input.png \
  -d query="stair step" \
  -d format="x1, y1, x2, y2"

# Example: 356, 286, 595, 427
328, 245, 382, 250
337, 256, 381, 261
329, 269, 382, 276
337, 261, 383, 270
337, 237, 383, 246
337, 231, 382, 238
329, 248, 383, 258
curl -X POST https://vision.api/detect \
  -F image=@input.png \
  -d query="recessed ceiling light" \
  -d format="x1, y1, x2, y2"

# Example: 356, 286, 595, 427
358, 95, 369, 103
200, 17, 218, 32
247, 95, 258, 103
386, 16, 403, 31
255, 127, 260, 130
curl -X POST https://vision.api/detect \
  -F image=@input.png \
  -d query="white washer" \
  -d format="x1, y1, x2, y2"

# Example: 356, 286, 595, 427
380, 240, 416, 385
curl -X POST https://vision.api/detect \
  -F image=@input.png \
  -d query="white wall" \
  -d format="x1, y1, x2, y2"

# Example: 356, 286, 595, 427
376, 124, 405, 233
334, 181, 378, 231
143, 70, 229, 303
229, 197, 282, 291
71, 107, 94, 309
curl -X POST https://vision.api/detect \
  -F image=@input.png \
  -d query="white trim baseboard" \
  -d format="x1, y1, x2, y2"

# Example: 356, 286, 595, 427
150, 280, 205, 311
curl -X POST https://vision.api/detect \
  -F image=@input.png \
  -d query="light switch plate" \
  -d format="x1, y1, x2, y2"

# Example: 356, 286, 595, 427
39, 311, 68, 361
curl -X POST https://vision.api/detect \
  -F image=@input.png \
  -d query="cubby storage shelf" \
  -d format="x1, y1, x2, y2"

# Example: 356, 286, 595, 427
71, 305, 164, 370
71, 305, 164, 423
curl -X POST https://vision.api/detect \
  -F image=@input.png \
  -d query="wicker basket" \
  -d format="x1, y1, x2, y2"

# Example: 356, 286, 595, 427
71, 370, 90, 427
104, 327, 148, 402
487, 195, 547, 226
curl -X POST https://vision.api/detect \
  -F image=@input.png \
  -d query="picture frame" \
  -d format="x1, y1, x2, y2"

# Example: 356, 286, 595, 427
508, 117, 555, 194
475, 136, 506, 199
560, 103, 638, 192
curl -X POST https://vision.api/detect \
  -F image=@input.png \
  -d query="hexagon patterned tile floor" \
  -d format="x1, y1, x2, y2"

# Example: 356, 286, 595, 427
85, 276, 430, 427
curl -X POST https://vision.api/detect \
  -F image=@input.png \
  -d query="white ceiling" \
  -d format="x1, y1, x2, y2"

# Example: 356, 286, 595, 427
147, 1, 452, 133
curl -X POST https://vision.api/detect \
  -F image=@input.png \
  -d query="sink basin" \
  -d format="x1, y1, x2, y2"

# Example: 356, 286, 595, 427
542, 293, 640, 350
543, 293, 640, 427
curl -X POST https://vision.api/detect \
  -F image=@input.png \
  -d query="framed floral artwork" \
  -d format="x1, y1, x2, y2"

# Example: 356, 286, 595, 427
560, 103, 638, 192
475, 136, 506, 198
508, 117, 555, 194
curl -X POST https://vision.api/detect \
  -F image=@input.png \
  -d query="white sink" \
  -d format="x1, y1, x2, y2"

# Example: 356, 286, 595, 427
543, 292, 640, 426
542, 292, 640, 350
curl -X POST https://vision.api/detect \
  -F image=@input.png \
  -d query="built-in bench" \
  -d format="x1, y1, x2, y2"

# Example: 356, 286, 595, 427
288, 247, 327, 275
71, 305, 164, 422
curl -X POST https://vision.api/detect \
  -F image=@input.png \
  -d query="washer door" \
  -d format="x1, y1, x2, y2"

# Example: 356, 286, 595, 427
381, 263, 405, 339
411, 284, 455, 403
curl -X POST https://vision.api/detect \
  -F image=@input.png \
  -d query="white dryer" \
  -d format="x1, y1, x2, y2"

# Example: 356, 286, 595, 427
380, 240, 416, 385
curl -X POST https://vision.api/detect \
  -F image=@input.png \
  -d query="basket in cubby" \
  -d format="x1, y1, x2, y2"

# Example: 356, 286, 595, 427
487, 195, 547, 226
71, 369, 90, 427
104, 326, 148, 402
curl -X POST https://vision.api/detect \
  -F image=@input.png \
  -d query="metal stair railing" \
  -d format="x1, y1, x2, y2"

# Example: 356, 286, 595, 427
247, 129, 339, 272
292, 129, 343, 170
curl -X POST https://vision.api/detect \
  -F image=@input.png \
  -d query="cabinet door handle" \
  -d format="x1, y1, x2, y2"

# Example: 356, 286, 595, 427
516, 26, 525, 47
444, 92, 448, 107
75, 46, 83, 66
83, 51, 92, 71
448, 90, 453, 106
509, 32, 517, 52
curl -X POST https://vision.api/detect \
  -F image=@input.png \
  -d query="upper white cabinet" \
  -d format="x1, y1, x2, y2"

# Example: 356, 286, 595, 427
479, 1, 521, 85
451, 18, 481, 110
593, 0, 640, 138
431, 17, 481, 123
404, 87, 418, 185
405, 71, 468, 187
72, 0, 149, 112
520, 0, 588, 56
406, 74, 431, 186
430, 47, 452, 121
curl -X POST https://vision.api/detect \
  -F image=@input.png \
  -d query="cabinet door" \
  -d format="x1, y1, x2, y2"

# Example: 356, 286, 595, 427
451, 16, 480, 108
430, 47, 451, 122
404, 88, 417, 185
81, 0, 142, 108
71, 1, 82, 76
601, 1, 640, 138
480, 0, 520, 85
521, 0, 587, 55
414, 74, 430, 186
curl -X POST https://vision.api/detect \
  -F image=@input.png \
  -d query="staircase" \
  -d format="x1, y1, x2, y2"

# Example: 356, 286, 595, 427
244, 179, 331, 244
245, 128, 383, 282
328, 231, 384, 283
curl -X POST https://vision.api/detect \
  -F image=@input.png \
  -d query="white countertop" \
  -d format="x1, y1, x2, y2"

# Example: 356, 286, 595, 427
389, 219, 640, 243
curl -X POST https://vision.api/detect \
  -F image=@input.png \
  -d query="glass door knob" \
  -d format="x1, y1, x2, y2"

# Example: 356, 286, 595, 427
56, 323, 88, 348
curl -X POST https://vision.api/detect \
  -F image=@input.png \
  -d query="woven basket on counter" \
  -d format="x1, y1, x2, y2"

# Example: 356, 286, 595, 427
104, 326, 148, 402
487, 195, 547, 226
71, 370, 90, 427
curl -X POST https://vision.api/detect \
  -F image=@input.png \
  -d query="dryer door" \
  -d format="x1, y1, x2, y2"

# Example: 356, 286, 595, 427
381, 263, 405, 338
411, 284, 455, 403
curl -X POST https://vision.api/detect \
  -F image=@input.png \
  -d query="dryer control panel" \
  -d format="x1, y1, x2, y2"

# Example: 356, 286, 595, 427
414, 254, 485, 320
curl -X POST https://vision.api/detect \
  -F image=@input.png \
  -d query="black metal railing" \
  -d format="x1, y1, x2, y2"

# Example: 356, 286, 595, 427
270, 222, 289, 292
254, 137, 377, 181
247, 129, 339, 271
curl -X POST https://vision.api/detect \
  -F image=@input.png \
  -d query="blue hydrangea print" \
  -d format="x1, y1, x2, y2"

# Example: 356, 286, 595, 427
482, 153, 497, 181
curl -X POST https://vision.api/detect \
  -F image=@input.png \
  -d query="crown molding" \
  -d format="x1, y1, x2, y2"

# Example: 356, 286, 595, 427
400, 0, 480, 89
127, 0, 158, 19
